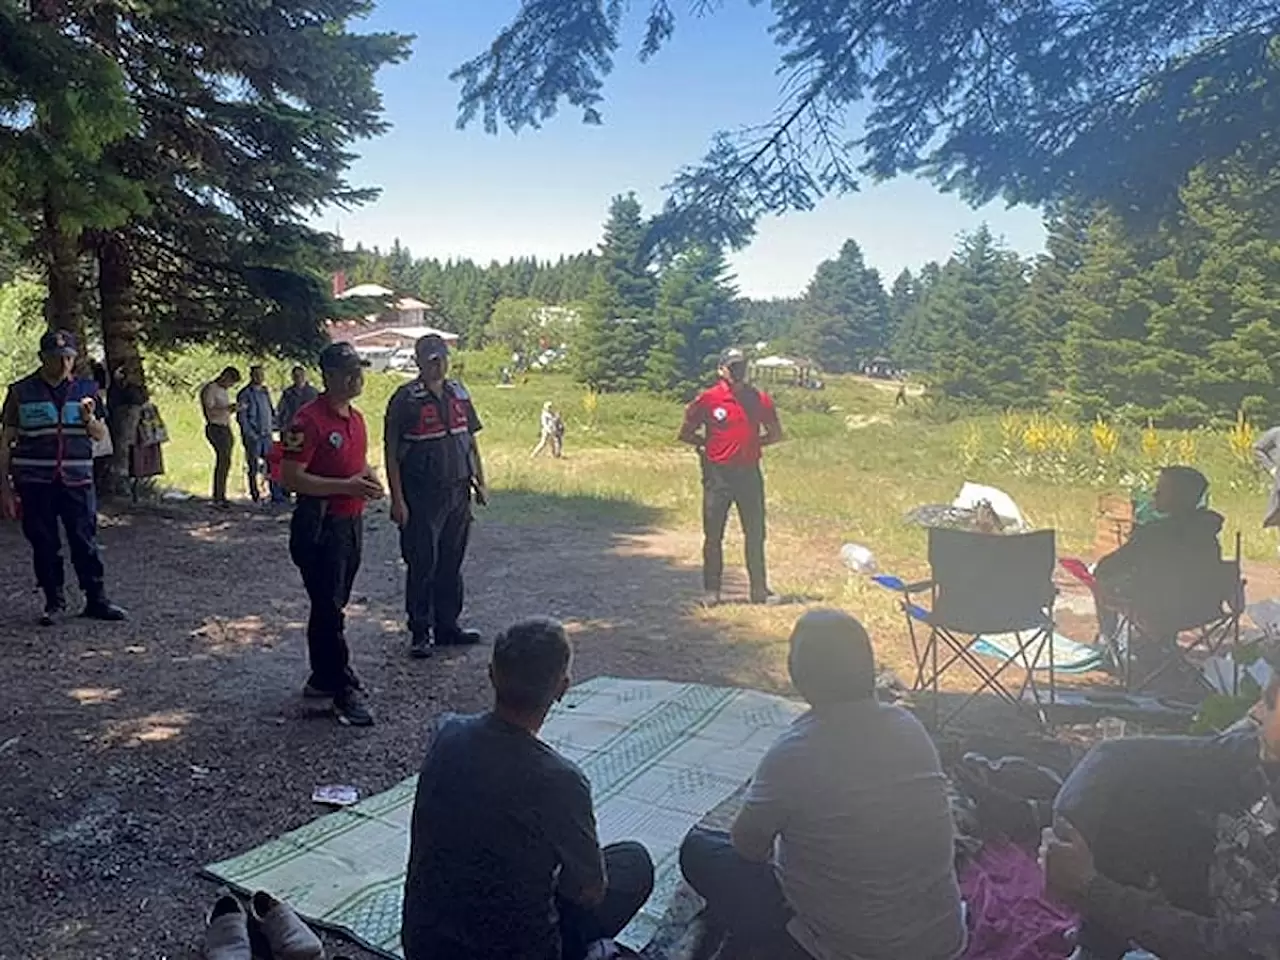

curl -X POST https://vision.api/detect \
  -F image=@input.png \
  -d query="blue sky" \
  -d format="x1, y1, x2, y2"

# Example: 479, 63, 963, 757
327, 1, 1047, 299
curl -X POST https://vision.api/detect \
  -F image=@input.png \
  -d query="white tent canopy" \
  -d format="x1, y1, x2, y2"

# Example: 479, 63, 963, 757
753, 355, 799, 368
350, 326, 459, 343
336, 283, 394, 300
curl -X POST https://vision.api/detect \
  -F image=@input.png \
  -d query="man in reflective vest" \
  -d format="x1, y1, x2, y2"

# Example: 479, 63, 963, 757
0, 330, 128, 625
385, 334, 487, 659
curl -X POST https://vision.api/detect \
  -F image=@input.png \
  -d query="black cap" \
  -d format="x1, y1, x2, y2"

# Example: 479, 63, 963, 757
718, 347, 746, 368
319, 341, 369, 373
39, 329, 78, 357
415, 334, 449, 361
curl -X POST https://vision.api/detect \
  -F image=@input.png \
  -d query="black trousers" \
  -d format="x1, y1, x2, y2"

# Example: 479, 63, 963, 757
290, 500, 363, 694
559, 841, 655, 960
17, 481, 106, 604
400, 483, 472, 640
679, 827, 806, 955
242, 434, 268, 503
1077, 810, 1215, 958
701, 460, 768, 599
205, 423, 233, 503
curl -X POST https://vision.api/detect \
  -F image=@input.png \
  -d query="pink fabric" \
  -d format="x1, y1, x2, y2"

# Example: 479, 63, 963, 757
960, 841, 1079, 960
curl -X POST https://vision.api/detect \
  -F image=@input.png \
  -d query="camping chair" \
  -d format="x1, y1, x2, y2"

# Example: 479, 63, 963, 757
876, 528, 1057, 730
1061, 533, 1245, 695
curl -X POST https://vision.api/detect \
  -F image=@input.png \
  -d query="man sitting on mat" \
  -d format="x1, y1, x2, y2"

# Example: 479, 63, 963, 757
401, 618, 654, 960
680, 609, 966, 960
1093, 465, 1224, 644
1046, 667, 1280, 959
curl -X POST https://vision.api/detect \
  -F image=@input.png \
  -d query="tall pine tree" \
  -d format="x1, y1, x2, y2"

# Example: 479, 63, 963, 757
646, 246, 740, 399
915, 226, 1040, 407
574, 194, 657, 390
793, 240, 890, 372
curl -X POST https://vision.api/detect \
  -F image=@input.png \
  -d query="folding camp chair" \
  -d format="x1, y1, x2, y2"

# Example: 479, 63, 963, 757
1061, 533, 1245, 695
877, 528, 1057, 730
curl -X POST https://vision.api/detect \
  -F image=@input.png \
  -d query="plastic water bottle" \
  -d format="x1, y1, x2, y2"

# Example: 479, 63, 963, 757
840, 543, 877, 574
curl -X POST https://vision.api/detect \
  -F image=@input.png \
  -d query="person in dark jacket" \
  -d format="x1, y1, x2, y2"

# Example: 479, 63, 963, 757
1093, 465, 1224, 642
1046, 670, 1280, 960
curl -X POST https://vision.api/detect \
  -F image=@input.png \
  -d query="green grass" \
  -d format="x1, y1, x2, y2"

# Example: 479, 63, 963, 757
151, 356, 1275, 560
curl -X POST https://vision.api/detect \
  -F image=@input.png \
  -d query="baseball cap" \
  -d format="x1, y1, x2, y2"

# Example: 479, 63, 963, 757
39, 329, 78, 357
718, 347, 747, 368
319, 341, 369, 372
415, 334, 449, 361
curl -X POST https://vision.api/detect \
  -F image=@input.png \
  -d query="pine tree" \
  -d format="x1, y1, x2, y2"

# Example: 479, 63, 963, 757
1064, 143, 1280, 425
573, 194, 658, 390
916, 226, 1041, 406
793, 240, 890, 372
646, 246, 740, 398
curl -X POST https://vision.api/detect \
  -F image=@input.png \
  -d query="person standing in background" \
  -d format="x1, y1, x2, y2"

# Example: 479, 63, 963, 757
277, 366, 319, 436
530, 401, 564, 459
236, 365, 276, 504
0, 331, 128, 625
280, 343, 384, 727
89, 360, 113, 495
385, 334, 486, 660
1254, 424, 1280, 539
201, 366, 241, 509
679, 347, 784, 607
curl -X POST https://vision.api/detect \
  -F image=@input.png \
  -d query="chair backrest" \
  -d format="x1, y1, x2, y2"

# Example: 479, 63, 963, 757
928, 528, 1057, 634
1133, 549, 1244, 631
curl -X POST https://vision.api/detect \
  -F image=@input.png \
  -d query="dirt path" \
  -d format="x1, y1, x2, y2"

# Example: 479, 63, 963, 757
0, 494, 785, 960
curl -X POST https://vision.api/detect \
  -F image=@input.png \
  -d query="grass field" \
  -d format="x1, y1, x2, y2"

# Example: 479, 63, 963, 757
143, 353, 1277, 680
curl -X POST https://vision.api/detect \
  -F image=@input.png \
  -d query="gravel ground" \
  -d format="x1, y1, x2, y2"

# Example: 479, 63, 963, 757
7, 494, 1275, 959
0, 494, 777, 960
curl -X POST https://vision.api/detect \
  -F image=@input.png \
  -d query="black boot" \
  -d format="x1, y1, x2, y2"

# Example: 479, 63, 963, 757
82, 593, 127, 622
39, 589, 67, 627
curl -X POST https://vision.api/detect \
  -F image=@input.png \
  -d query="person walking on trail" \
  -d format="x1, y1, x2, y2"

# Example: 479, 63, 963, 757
679, 347, 784, 607
0, 330, 128, 626
530, 401, 564, 459
280, 342, 384, 727
385, 334, 487, 660
236, 365, 277, 504
201, 366, 241, 509
277, 365, 319, 437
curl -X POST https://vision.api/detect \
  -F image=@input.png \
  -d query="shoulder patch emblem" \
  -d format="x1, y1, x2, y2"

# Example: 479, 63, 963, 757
712, 406, 729, 422
448, 380, 470, 400
282, 429, 306, 453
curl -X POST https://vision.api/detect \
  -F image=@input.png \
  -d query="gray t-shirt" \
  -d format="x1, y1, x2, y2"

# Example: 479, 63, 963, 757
401, 712, 605, 960
733, 700, 965, 960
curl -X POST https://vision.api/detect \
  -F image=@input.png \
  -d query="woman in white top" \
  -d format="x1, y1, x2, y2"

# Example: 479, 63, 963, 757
530, 401, 564, 459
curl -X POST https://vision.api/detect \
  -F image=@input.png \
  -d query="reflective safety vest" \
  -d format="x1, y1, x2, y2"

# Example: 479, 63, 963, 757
9, 373, 98, 486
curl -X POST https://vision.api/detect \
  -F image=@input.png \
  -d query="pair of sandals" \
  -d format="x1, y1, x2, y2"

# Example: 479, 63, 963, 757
205, 891, 337, 960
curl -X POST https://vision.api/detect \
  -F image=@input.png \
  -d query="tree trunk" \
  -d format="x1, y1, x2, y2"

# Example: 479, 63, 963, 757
95, 229, 149, 490
42, 187, 85, 349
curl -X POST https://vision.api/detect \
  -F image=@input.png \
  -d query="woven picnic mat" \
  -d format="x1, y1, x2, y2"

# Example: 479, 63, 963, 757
203, 677, 802, 958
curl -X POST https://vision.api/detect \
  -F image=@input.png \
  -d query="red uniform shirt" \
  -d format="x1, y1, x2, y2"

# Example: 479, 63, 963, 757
683, 380, 779, 466
282, 396, 368, 517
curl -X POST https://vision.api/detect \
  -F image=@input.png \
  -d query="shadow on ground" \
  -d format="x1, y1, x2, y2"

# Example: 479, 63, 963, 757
0, 486, 785, 959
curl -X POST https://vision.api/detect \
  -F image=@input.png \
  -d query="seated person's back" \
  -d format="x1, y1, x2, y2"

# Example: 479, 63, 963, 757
762, 695, 964, 958
403, 711, 599, 959
402, 619, 653, 960
1094, 466, 1225, 628
682, 609, 965, 960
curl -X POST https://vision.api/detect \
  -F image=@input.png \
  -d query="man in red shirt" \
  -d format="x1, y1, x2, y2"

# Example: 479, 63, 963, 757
280, 342, 385, 727
679, 347, 784, 606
